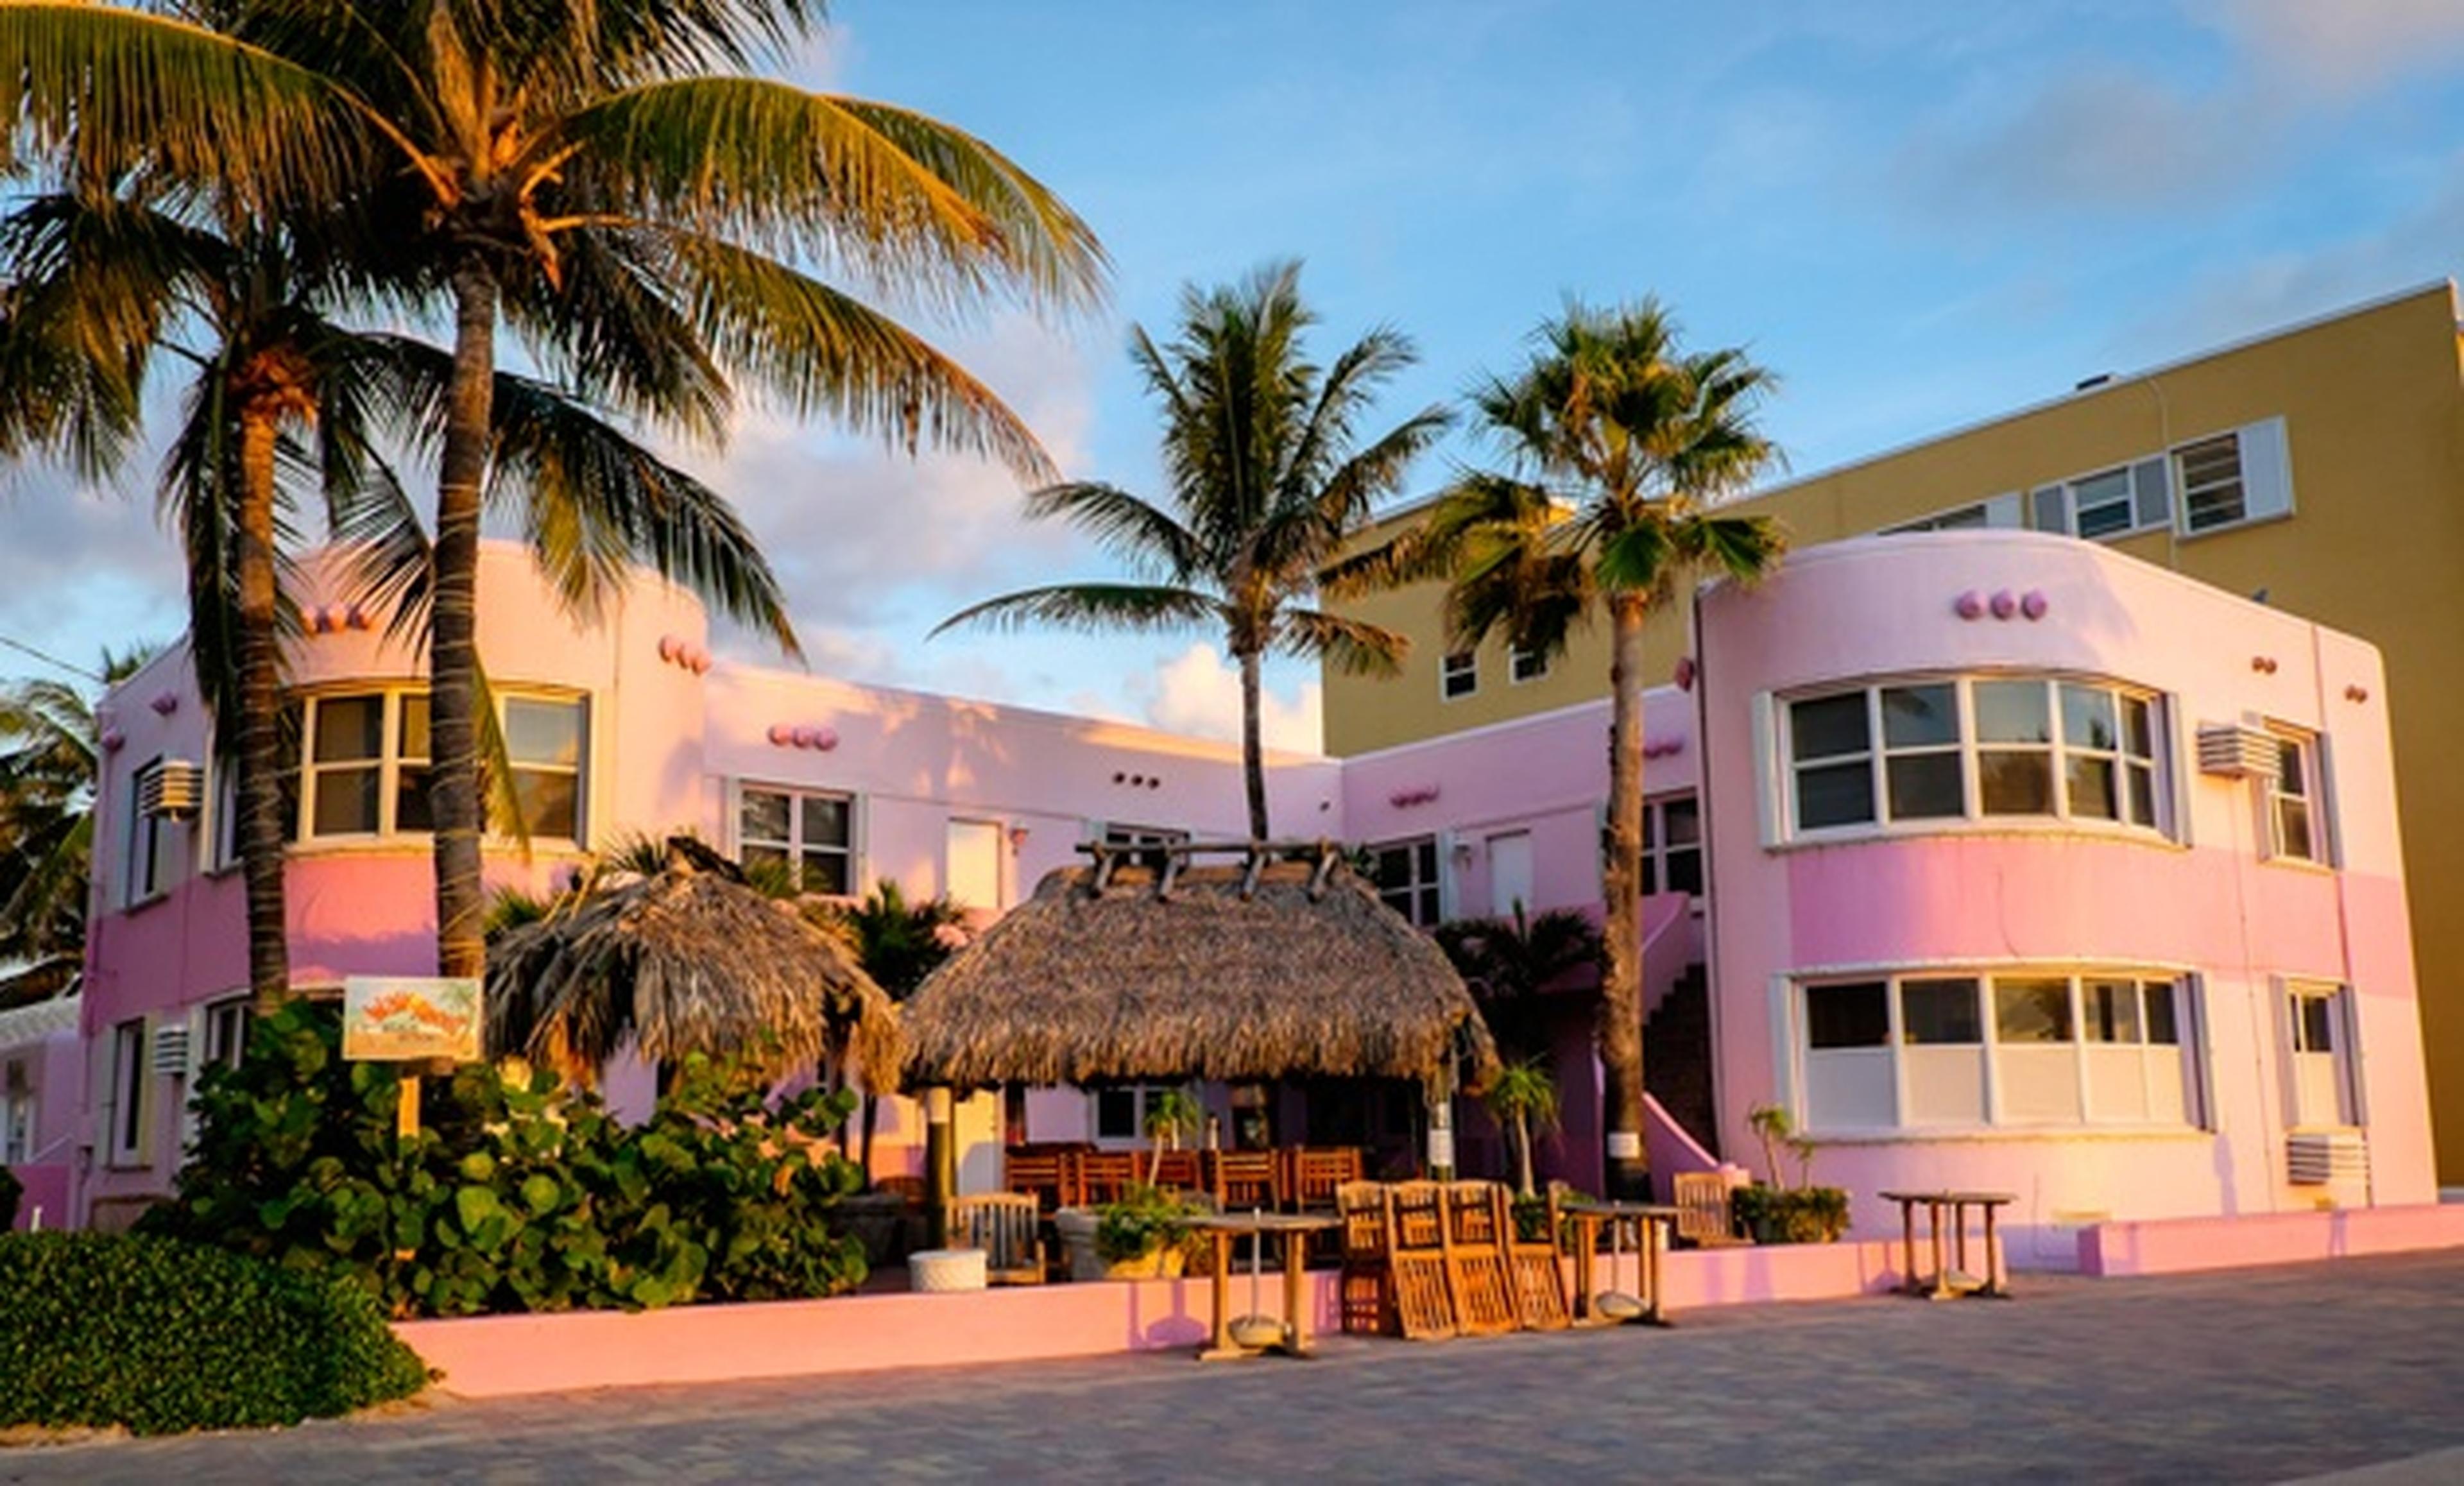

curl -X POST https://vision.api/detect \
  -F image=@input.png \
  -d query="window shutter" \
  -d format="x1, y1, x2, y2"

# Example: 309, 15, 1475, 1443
1750, 692, 1781, 849
1982, 492, 2023, 529
2028, 485, 2069, 534
2130, 457, 2171, 530
2237, 417, 2293, 523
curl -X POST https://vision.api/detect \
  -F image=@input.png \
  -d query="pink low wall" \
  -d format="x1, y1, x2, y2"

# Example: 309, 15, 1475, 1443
395, 1272, 1342, 1397
6, 1163, 71, 1231
2080, 1204, 2464, 1277
397, 1240, 1916, 1398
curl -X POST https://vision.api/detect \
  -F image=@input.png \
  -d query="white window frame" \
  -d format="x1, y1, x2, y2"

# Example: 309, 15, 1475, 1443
2024, 420, 2291, 543
2173, 431, 2246, 533
1508, 646, 1548, 685
1641, 793, 1703, 900
1779, 674, 2169, 844
736, 783, 859, 894
125, 758, 177, 906
2263, 726, 2327, 866
944, 817, 1007, 912
286, 687, 588, 846
1794, 969, 2202, 1135
203, 996, 251, 1074
1440, 651, 1478, 701
1369, 835, 1444, 927
106, 1019, 148, 1167
2282, 980, 2359, 1129
1091, 1082, 1188, 1147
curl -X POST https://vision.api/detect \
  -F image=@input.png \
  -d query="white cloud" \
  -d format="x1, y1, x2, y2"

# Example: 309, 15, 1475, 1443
1129, 642, 1323, 754
2206, 0, 2464, 97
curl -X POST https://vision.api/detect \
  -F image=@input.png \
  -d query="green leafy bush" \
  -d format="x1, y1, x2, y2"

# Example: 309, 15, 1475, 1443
0, 1163, 21, 1230
1729, 1182, 1851, 1244
141, 1002, 867, 1317
1094, 1183, 1200, 1263
0, 1231, 427, 1434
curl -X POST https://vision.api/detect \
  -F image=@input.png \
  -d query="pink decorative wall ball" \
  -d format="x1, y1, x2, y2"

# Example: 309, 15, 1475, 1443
1989, 590, 2017, 620
2021, 590, 2048, 620
1955, 591, 1984, 620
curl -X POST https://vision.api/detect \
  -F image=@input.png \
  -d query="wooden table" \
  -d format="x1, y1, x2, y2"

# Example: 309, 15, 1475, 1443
1186, 1212, 1340, 1360
1878, 1190, 2017, 1300
1560, 1200, 1681, 1327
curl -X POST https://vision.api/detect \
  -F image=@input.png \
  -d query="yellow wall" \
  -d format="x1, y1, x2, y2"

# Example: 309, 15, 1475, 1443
1324, 282, 2464, 1182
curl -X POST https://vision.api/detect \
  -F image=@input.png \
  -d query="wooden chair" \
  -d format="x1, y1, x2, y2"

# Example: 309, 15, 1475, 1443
1673, 1172, 1745, 1248
1289, 1148, 1364, 1210
1077, 1150, 1142, 1206
1336, 1179, 1393, 1336
1150, 1148, 1204, 1195
944, 1193, 1045, 1285
1439, 1182, 1519, 1336
1211, 1150, 1282, 1212
1502, 1183, 1571, 1331
1002, 1148, 1076, 1212
1382, 1181, 1458, 1340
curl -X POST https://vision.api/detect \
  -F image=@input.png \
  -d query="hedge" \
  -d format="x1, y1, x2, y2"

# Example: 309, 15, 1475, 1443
0, 1232, 429, 1435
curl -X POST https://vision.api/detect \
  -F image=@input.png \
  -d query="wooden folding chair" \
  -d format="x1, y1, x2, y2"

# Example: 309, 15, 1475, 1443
1673, 1172, 1745, 1248
1382, 1180, 1458, 1340
1502, 1183, 1571, 1331
1211, 1150, 1281, 1212
944, 1193, 1046, 1285
1336, 1179, 1392, 1336
1439, 1181, 1519, 1336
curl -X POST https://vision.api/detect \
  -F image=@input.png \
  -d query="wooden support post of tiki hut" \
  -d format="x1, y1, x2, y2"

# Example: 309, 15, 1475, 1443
924, 1086, 957, 1249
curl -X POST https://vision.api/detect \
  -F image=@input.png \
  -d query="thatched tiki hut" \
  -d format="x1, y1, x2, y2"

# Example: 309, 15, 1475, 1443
487, 837, 902, 1095
902, 841, 1500, 1200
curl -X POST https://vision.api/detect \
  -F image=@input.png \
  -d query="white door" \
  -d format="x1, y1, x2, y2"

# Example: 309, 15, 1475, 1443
945, 819, 1004, 911
1487, 830, 1534, 919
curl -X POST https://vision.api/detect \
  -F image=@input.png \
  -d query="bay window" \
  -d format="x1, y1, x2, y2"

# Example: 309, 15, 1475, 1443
1782, 675, 2166, 839
1797, 970, 2196, 1132
284, 688, 588, 844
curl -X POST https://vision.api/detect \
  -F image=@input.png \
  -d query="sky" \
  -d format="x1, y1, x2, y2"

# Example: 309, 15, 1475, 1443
8, 0, 2464, 753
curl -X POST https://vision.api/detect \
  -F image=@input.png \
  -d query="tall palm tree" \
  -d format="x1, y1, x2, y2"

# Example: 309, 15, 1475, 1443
0, 649, 152, 1006
0, 186, 803, 1013
939, 261, 1450, 839
2, 0, 1109, 983
814, 880, 968, 1181
1365, 300, 1783, 1197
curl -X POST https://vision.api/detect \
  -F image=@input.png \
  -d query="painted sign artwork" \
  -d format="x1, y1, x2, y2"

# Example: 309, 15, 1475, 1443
343, 976, 483, 1063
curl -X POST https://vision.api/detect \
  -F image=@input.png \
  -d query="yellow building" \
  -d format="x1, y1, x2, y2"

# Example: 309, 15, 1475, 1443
1324, 281, 2464, 1184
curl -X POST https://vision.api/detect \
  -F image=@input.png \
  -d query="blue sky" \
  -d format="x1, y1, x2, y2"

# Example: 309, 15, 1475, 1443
8, 1, 2464, 751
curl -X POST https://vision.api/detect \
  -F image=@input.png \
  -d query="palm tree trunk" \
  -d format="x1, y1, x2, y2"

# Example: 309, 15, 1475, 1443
860, 1093, 879, 1183
430, 260, 497, 982
1237, 645, 1269, 842
1599, 594, 1651, 1199
1514, 1109, 1535, 1199
235, 409, 289, 1014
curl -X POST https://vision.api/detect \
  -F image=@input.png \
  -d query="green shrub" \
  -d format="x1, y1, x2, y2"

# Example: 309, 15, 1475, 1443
141, 1002, 867, 1317
0, 1231, 427, 1435
0, 1164, 21, 1230
1094, 1183, 1199, 1263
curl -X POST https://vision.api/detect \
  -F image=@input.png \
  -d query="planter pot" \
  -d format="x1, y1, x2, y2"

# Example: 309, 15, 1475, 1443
832, 1192, 914, 1268
1054, 1208, 1188, 1281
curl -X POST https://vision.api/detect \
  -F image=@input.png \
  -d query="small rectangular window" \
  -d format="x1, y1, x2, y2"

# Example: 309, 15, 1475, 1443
1994, 978, 2075, 1043
740, 787, 856, 894
1901, 978, 1983, 1045
1806, 982, 1890, 1048
1790, 692, 1876, 830
204, 998, 251, 1072
2070, 468, 2135, 539
1095, 1086, 1138, 1140
2268, 731, 2320, 863
945, 819, 1003, 910
1441, 651, 1478, 700
2083, 979, 2143, 1043
501, 697, 585, 841
1508, 647, 1548, 684
1371, 836, 1443, 927
108, 1020, 146, 1165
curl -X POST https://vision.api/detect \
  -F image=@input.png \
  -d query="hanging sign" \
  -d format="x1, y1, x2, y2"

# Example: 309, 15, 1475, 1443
342, 977, 483, 1063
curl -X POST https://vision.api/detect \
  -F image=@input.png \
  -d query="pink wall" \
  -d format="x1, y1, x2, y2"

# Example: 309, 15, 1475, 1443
2080, 1203, 2464, 1277
1697, 532, 2436, 1251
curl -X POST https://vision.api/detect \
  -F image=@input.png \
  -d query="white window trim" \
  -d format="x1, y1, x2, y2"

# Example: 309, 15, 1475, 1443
2259, 724, 2332, 869
286, 685, 590, 848
1779, 673, 2172, 846
1641, 792, 1703, 901
2023, 420, 2292, 545
1507, 647, 1549, 685
1090, 1082, 1190, 1149
733, 780, 861, 895
1439, 650, 1478, 702
1368, 835, 1445, 928
124, 756, 177, 909
2278, 977, 2363, 1131
1790, 967, 2205, 1138
105, 1019, 149, 1168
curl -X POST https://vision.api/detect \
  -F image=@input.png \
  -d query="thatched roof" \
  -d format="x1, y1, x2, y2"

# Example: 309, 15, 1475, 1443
901, 845, 1498, 1095
487, 838, 902, 1091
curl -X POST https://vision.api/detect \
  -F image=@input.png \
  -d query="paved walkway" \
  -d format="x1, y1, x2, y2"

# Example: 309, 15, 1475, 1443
8, 1251, 2463, 1483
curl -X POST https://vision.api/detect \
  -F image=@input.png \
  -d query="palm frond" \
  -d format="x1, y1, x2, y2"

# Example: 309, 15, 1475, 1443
1023, 481, 1206, 581
1274, 606, 1408, 678
933, 583, 1219, 639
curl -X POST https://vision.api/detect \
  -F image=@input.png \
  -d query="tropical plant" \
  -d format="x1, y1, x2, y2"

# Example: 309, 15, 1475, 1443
1344, 299, 1784, 1195
1737, 1102, 1845, 1243
1482, 1057, 1561, 1199
939, 260, 1450, 839
1091, 1181, 1201, 1269
1, 0, 1108, 989
1142, 1085, 1204, 1186
1432, 907, 1603, 1061
0, 648, 152, 1005
815, 881, 968, 1181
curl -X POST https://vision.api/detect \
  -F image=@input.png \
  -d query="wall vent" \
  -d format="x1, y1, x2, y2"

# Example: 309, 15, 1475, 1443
2286, 1129, 2367, 1186
2196, 724, 2278, 781
150, 1024, 194, 1079
140, 758, 205, 821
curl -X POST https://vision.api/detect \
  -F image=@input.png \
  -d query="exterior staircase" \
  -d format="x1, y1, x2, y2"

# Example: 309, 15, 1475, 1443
1643, 963, 1718, 1158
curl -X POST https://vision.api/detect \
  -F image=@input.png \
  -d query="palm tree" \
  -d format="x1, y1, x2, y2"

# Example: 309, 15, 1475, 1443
0, 187, 803, 1013
0, 649, 152, 1005
1371, 300, 1783, 1197
1481, 1058, 1561, 1199
937, 260, 1450, 839
1432, 906, 1603, 1061
817, 881, 968, 1180
3, 1, 1109, 984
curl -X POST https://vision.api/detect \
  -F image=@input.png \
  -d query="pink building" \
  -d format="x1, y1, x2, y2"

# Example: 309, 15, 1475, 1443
49, 532, 2438, 1259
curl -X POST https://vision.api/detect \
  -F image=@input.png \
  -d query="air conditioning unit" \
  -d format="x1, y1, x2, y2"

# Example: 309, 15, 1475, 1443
150, 1023, 194, 1079
2196, 724, 2278, 781
2286, 1129, 2368, 1186
140, 758, 205, 821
